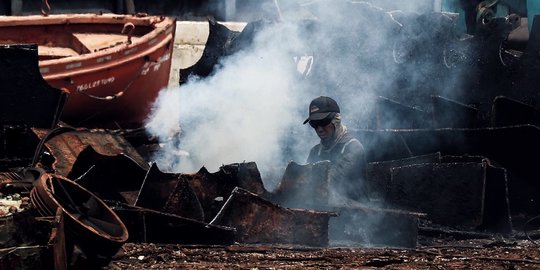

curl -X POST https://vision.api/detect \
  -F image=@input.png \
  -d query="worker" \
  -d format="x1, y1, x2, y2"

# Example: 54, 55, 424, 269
303, 96, 369, 203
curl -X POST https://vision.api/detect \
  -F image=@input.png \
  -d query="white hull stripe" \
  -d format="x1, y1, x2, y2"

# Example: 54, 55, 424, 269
96, 55, 112, 63
66, 62, 82, 69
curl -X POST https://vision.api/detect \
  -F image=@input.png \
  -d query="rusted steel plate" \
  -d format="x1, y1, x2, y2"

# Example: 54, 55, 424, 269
211, 187, 336, 247
0, 44, 67, 129
389, 162, 485, 227
491, 96, 540, 127
366, 153, 441, 201
270, 161, 331, 210
184, 162, 269, 223
32, 128, 148, 177
387, 160, 510, 231
431, 95, 480, 128
329, 206, 421, 248
353, 125, 540, 216
136, 163, 204, 221
67, 146, 147, 205
108, 202, 235, 245
375, 96, 431, 129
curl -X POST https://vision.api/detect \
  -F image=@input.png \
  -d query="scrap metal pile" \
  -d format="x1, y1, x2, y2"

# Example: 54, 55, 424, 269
1, 3, 540, 270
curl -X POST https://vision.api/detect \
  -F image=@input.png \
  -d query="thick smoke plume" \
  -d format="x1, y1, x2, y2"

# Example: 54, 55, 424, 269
145, 0, 465, 190
146, 21, 311, 189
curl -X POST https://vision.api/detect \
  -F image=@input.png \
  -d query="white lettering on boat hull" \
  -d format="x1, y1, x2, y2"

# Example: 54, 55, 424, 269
75, 76, 115, 92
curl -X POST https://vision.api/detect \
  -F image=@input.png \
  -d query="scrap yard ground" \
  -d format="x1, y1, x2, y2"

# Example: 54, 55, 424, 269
107, 239, 540, 269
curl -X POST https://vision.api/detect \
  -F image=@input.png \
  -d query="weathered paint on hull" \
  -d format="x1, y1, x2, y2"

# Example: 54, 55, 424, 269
45, 35, 174, 128
0, 14, 176, 128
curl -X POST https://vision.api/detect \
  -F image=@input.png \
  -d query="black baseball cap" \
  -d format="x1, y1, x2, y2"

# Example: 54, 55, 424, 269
303, 96, 340, 124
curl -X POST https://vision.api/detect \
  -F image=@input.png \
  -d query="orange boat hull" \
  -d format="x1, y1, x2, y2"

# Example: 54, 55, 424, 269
0, 14, 176, 128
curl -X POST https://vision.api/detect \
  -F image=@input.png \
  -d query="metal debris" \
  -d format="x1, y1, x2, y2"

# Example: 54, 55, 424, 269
211, 187, 336, 246
31, 173, 129, 261
108, 201, 235, 245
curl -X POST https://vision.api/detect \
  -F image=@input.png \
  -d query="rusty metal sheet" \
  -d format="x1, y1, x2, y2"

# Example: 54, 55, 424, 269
491, 96, 540, 127
329, 206, 421, 248
270, 161, 331, 210
0, 44, 67, 129
389, 162, 485, 227
32, 128, 148, 177
136, 163, 204, 221
387, 160, 511, 232
211, 187, 336, 247
108, 202, 235, 245
366, 152, 441, 201
66, 146, 147, 205
353, 125, 540, 216
431, 95, 480, 128
185, 162, 269, 223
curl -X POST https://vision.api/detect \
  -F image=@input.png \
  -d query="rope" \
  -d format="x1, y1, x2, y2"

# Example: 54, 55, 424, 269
40, 0, 51, 16
76, 58, 158, 101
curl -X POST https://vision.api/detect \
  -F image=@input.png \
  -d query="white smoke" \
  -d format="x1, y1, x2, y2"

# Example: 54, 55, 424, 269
146, 0, 463, 190
145, 21, 313, 189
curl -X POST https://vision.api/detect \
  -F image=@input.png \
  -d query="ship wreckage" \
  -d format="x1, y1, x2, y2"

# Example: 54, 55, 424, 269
1, 1, 540, 269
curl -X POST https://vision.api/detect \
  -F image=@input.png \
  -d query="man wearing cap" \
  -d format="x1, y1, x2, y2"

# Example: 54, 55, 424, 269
303, 96, 368, 203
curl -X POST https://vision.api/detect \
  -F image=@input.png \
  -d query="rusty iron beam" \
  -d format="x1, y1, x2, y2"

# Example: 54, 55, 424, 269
211, 187, 337, 247
108, 202, 236, 245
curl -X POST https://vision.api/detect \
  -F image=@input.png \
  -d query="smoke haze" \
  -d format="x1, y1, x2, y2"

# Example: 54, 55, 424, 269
145, 0, 466, 190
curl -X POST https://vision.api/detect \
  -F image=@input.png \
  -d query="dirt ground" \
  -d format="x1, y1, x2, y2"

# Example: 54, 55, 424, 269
104, 237, 540, 270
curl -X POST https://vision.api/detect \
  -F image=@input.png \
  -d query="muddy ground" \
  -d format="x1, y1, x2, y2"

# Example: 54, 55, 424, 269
104, 237, 540, 269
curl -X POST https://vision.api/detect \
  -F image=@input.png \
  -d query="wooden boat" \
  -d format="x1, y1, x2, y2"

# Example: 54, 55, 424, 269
0, 13, 176, 128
